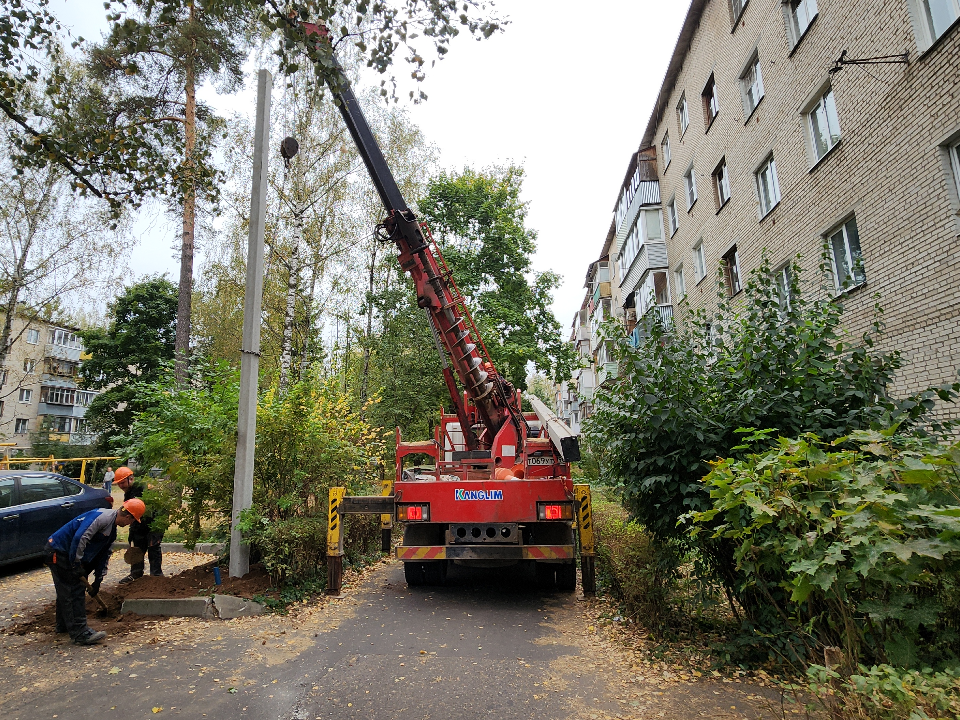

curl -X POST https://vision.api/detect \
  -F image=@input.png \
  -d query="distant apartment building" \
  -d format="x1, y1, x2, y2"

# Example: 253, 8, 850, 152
639, 0, 960, 402
0, 315, 97, 453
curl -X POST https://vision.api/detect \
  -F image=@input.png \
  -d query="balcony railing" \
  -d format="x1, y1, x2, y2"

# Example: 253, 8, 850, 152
44, 343, 82, 363
647, 304, 674, 327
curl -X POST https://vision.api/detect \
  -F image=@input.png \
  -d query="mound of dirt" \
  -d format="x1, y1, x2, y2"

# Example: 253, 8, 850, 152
8, 562, 274, 638
121, 561, 272, 600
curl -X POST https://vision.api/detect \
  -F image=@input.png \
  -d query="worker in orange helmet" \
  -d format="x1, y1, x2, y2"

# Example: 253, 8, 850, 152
45, 499, 145, 644
114, 466, 165, 583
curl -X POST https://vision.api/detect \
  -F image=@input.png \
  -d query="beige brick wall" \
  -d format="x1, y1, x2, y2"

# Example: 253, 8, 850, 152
653, 0, 960, 406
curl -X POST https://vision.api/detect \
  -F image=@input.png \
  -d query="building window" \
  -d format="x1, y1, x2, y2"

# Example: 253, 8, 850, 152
644, 208, 663, 243
730, 0, 748, 23
23, 359, 36, 373
713, 158, 731, 208
916, 0, 960, 45
0, 400, 4, 416
18, 388, 32, 403
785, 0, 818, 47
949, 138, 960, 198
51, 416, 72, 433
617, 209, 663, 280
41, 386, 76, 405
666, 198, 679, 235
806, 86, 841, 162
702, 74, 720, 128
26, 328, 39, 344
722, 246, 742, 296
829, 216, 866, 290
677, 93, 689, 135
774, 263, 793, 311
674, 264, 686, 298
741, 53, 764, 117
15, 418, 28, 434
693, 241, 707, 283
684, 166, 698, 210
77, 390, 96, 407
0, 369, 7, 386
662, 133, 672, 169
755, 155, 781, 217
48, 328, 81, 349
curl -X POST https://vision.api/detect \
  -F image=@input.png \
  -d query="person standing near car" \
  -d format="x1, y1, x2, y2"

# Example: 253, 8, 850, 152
103, 465, 115, 494
114, 466, 165, 582
45, 499, 145, 645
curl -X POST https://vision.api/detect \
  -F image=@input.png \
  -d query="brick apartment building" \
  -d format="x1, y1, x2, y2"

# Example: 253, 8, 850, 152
564, 0, 960, 422
0, 315, 98, 453
647, 0, 960, 399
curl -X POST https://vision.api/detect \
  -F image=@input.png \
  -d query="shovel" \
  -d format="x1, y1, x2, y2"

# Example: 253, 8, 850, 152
81, 576, 109, 612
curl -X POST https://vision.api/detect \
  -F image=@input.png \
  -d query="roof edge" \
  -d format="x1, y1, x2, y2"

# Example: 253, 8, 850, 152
640, 0, 710, 149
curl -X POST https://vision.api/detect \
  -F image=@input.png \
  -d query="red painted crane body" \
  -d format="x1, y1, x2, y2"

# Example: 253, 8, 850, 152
303, 22, 581, 588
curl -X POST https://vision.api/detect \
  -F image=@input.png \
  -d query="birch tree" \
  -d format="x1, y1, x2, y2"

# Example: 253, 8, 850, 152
0, 147, 133, 429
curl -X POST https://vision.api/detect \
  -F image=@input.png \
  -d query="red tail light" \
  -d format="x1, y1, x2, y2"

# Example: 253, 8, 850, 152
537, 502, 573, 520
397, 504, 429, 521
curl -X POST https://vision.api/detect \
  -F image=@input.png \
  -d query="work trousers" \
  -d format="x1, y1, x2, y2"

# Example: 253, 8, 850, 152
45, 550, 90, 640
129, 531, 164, 577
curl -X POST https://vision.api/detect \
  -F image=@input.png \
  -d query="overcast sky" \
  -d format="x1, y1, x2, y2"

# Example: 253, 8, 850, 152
51, 0, 689, 330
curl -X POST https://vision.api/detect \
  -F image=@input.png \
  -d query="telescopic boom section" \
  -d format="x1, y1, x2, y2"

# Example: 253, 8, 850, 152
301, 23, 515, 443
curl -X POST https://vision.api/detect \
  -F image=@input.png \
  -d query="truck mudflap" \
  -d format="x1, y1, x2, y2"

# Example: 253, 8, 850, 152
397, 545, 574, 561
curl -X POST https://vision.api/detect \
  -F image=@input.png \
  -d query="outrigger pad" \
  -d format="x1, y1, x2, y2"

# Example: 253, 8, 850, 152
560, 436, 581, 463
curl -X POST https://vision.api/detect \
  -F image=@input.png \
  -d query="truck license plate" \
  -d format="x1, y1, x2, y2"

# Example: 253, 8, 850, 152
527, 456, 554, 466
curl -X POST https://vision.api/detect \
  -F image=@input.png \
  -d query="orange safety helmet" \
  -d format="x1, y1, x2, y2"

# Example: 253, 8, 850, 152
114, 466, 134, 484
121, 498, 146, 522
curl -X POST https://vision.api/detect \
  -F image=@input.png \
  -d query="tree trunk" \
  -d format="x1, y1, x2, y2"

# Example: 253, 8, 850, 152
278, 214, 302, 393
0, 261, 27, 369
174, 3, 197, 385
0, 172, 54, 368
360, 242, 377, 403
298, 255, 318, 381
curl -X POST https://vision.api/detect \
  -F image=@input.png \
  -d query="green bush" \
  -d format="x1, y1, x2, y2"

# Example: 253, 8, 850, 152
584, 256, 958, 630
121, 360, 240, 544
803, 664, 960, 720
238, 369, 385, 585
124, 362, 385, 585
594, 498, 677, 629
687, 429, 960, 668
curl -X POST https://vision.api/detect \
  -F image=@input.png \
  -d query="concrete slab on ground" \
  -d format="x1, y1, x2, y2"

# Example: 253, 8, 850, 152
121, 596, 213, 618
213, 595, 263, 619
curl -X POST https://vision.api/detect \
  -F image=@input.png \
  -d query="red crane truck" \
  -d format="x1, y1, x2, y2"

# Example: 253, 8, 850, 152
298, 22, 593, 592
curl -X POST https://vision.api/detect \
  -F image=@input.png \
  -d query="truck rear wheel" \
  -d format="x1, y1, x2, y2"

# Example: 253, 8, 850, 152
404, 560, 447, 587
556, 561, 576, 592
535, 561, 556, 590
423, 560, 447, 585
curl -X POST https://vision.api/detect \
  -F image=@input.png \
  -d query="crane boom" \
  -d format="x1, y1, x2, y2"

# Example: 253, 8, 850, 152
301, 22, 518, 448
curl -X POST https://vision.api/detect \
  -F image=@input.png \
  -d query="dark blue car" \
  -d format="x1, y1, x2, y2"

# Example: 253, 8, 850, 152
0, 472, 113, 566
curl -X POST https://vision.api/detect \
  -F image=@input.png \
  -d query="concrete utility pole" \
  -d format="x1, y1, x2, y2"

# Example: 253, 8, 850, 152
230, 69, 272, 578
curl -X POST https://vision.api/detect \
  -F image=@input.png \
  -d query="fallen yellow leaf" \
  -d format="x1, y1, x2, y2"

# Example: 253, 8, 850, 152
152, 708, 163, 714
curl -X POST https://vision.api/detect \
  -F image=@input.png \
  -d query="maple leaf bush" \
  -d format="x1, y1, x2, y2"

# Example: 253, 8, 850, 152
686, 429, 960, 671
584, 256, 960, 653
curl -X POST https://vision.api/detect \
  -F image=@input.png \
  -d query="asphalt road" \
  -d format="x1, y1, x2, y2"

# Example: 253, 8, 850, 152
0, 560, 782, 720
